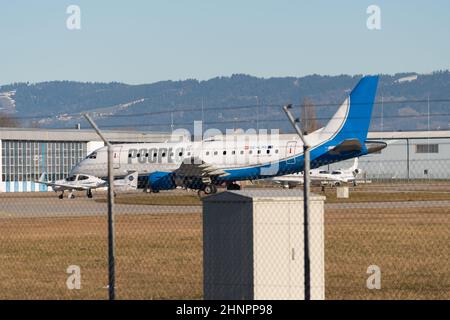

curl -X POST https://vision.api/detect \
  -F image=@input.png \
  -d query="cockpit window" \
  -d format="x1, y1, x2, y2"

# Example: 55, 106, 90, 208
78, 175, 89, 181
87, 152, 97, 159
331, 171, 342, 175
66, 175, 77, 182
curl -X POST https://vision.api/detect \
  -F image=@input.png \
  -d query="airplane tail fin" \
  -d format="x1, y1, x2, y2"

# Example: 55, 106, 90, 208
350, 158, 359, 171
124, 171, 138, 190
38, 173, 46, 183
322, 76, 379, 146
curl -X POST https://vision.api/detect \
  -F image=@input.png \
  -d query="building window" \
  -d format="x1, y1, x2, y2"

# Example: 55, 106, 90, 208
1, 140, 87, 184
416, 144, 439, 154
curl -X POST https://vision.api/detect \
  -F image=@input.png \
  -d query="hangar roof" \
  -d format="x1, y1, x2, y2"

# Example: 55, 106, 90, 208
367, 131, 450, 140
0, 128, 185, 143
1, 128, 449, 142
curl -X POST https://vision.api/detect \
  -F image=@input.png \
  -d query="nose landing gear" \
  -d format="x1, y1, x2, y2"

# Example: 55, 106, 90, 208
58, 191, 74, 199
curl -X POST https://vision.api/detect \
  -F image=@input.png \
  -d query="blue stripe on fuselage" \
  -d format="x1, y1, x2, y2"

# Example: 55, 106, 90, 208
218, 141, 368, 182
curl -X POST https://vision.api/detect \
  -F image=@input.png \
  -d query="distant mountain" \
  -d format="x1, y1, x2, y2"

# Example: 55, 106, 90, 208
1, 71, 450, 132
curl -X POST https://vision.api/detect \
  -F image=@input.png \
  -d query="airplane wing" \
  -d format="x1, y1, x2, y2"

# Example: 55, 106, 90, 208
46, 182, 92, 191
328, 139, 362, 155
174, 157, 230, 180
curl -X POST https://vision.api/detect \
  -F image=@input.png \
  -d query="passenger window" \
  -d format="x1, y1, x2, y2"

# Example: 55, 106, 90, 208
267, 150, 270, 154
223, 151, 227, 155
214, 151, 218, 156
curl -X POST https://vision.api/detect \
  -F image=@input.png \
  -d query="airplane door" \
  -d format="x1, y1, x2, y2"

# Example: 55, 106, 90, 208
113, 146, 122, 169
286, 141, 297, 164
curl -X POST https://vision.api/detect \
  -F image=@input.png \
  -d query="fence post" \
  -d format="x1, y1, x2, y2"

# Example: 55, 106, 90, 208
83, 114, 116, 300
283, 104, 311, 300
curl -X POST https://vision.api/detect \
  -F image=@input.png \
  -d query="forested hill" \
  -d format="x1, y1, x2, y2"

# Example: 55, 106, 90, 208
1, 71, 449, 132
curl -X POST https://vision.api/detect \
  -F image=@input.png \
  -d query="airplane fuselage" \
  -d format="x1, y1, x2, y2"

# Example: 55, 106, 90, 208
70, 76, 384, 193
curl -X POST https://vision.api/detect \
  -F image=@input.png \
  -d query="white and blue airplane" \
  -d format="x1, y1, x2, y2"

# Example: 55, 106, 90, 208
70, 76, 386, 195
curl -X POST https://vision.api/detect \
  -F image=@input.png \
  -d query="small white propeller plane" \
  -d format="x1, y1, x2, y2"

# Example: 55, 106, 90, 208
36, 171, 138, 199
266, 158, 362, 189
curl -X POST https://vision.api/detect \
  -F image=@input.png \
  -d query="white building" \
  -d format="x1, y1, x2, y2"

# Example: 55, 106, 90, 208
329, 131, 450, 180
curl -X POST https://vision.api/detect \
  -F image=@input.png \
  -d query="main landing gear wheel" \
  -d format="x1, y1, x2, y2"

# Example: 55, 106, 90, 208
203, 184, 217, 195
59, 194, 64, 200
87, 189, 93, 199
198, 184, 218, 197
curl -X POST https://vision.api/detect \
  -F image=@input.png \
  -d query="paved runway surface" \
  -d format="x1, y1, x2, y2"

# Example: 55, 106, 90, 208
1, 196, 450, 218
0, 197, 198, 218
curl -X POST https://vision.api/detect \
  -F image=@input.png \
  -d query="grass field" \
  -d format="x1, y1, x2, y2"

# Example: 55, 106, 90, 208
99, 189, 450, 206
0, 207, 448, 299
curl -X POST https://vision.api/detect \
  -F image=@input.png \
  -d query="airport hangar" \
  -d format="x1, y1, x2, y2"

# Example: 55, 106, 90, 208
1, 128, 450, 192
0, 128, 181, 193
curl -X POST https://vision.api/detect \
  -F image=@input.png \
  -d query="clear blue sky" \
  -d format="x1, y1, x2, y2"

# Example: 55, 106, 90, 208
0, 0, 449, 85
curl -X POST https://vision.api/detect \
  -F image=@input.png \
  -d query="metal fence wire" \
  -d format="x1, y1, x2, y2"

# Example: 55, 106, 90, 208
0, 104, 449, 299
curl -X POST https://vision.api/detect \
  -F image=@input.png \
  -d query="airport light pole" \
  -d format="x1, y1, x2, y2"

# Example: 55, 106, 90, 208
83, 114, 116, 300
283, 104, 311, 300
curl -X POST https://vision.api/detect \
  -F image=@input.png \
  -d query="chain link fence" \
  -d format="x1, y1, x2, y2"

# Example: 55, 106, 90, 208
1, 96, 450, 300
